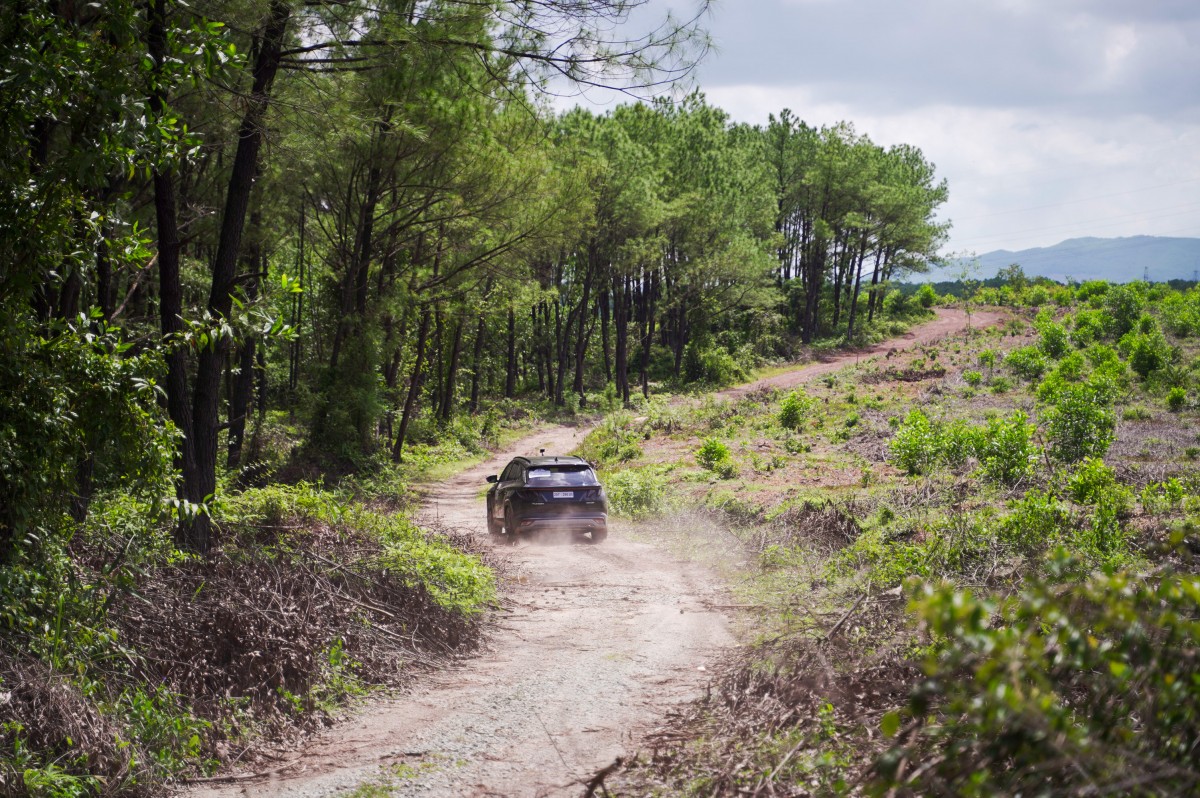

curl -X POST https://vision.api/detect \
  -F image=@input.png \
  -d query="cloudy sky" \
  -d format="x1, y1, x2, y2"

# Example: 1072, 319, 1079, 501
571, 0, 1200, 259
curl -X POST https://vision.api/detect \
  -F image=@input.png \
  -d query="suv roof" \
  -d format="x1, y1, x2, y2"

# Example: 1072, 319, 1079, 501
513, 455, 591, 468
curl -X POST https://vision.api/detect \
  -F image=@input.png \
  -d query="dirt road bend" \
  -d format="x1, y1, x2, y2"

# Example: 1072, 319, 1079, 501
186, 425, 734, 798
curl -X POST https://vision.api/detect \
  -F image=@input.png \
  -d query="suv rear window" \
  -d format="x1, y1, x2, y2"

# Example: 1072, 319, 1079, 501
526, 465, 597, 487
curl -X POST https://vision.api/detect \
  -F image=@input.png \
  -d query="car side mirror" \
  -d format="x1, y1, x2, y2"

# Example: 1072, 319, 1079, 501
486, 474, 498, 483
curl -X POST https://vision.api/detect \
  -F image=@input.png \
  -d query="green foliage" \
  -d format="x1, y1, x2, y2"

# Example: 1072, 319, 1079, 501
1070, 308, 1106, 347
1123, 328, 1173, 378
915, 284, 937, 309
1067, 458, 1126, 508
1042, 379, 1118, 463
887, 409, 939, 476
1004, 345, 1048, 380
999, 490, 1069, 554
877, 556, 1200, 796
778, 389, 815, 430
975, 411, 1038, 485
1103, 283, 1145, 338
696, 438, 738, 478
604, 466, 671, 518
1034, 311, 1069, 358
682, 342, 748, 387
1168, 386, 1188, 411
578, 413, 643, 466
1140, 479, 1186, 516
961, 370, 982, 387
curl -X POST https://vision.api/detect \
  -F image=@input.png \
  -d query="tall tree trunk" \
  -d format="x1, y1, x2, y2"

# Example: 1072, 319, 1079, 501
469, 312, 487, 414
393, 310, 430, 463
572, 251, 596, 406
642, 268, 658, 398
613, 273, 629, 404
439, 317, 464, 421
505, 307, 517, 398
227, 205, 265, 470
150, 0, 201, 551
599, 287, 611, 383
185, 0, 290, 552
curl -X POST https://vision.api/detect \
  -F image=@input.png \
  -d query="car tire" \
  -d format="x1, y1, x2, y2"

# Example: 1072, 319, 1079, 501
591, 524, 608, 543
487, 516, 503, 537
504, 505, 520, 544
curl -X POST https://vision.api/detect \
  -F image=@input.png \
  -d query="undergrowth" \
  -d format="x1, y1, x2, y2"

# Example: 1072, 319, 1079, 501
605, 280, 1200, 797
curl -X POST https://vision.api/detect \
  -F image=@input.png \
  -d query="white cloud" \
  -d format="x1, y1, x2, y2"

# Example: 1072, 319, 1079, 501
704, 83, 1200, 253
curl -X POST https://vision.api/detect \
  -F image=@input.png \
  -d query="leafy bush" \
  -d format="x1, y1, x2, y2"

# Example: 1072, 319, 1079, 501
1168, 386, 1188, 411
778, 389, 814, 430
578, 412, 642, 465
999, 489, 1070, 553
975, 411, 1038, 485
1067, 457, 1118, 504
682, 342, 747, 387
915, 284, 937, 308
1069, 308, 1106, 347
604, 466, 670, 518
696, 436, 729, 472
1102, 283, 1144, 338
888, 409, 939, 476
1140, 478, 1186, 515
877, 554, 1200, 797
1042, 380, 1118, 463
961, 370, 982, 387
1119, 326, 1173, 379
1035, 312, 1069, 358
1005, 345, 1047, 380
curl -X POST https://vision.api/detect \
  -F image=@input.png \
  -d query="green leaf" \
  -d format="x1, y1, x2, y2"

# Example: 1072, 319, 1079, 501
881, 710, 902, 737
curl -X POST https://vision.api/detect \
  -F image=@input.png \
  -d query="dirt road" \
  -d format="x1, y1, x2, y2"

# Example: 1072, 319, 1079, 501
717, 307, 1007, 400
187, 424, 734, 798
184, 307, 1000, 798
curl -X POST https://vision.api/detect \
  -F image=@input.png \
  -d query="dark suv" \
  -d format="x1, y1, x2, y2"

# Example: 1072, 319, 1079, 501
485, 455, 608, 542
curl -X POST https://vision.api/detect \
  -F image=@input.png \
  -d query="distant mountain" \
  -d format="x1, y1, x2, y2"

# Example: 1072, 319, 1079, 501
947, 236, 1200, 283
936, 234, 1200, 283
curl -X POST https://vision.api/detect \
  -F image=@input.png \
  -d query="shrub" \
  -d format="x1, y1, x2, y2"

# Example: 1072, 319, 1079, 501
1070, 308, 1106, 347
1124, 329, 1172, 378
888, 409, 939, 476
1102, 283, 1144, 338
1168, 386, 1187, 411
696, 437, 733, 471
940, 420, 980, 469
578, 413, 642, 465
1005, 345, 1047, 380
683, 342, 746, 387
1035, 312, 1070, 359
1043, 381, 1118, 463
999, 489, 1070, 553
1140, 478, 1186, 515
778, 389, 814, 430
975, 411, 1039, 485
604, 467, 670, 518
877, 555, 1200, 797
915, 284, 937, 309
977, 348, 999, 373
962, 370, 982, 387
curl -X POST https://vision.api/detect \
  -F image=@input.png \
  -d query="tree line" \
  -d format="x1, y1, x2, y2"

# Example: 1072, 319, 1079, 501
0, 0, 947, 555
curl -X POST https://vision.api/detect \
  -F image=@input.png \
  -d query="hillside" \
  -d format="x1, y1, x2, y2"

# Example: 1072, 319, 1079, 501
965, 235, 1200, 283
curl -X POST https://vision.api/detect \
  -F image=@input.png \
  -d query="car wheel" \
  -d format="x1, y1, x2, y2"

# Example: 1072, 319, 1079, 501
504, 505, 520, 544
591, 524, 608, 543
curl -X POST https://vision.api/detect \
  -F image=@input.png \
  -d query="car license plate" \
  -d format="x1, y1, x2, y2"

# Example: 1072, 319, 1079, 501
552, 491, 573, 499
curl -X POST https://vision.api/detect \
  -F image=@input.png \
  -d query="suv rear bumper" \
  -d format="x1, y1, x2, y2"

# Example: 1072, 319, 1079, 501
515, 513, 607, 534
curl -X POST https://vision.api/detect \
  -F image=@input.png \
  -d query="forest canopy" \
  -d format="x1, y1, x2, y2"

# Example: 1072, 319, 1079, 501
0, 0, 947, 559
